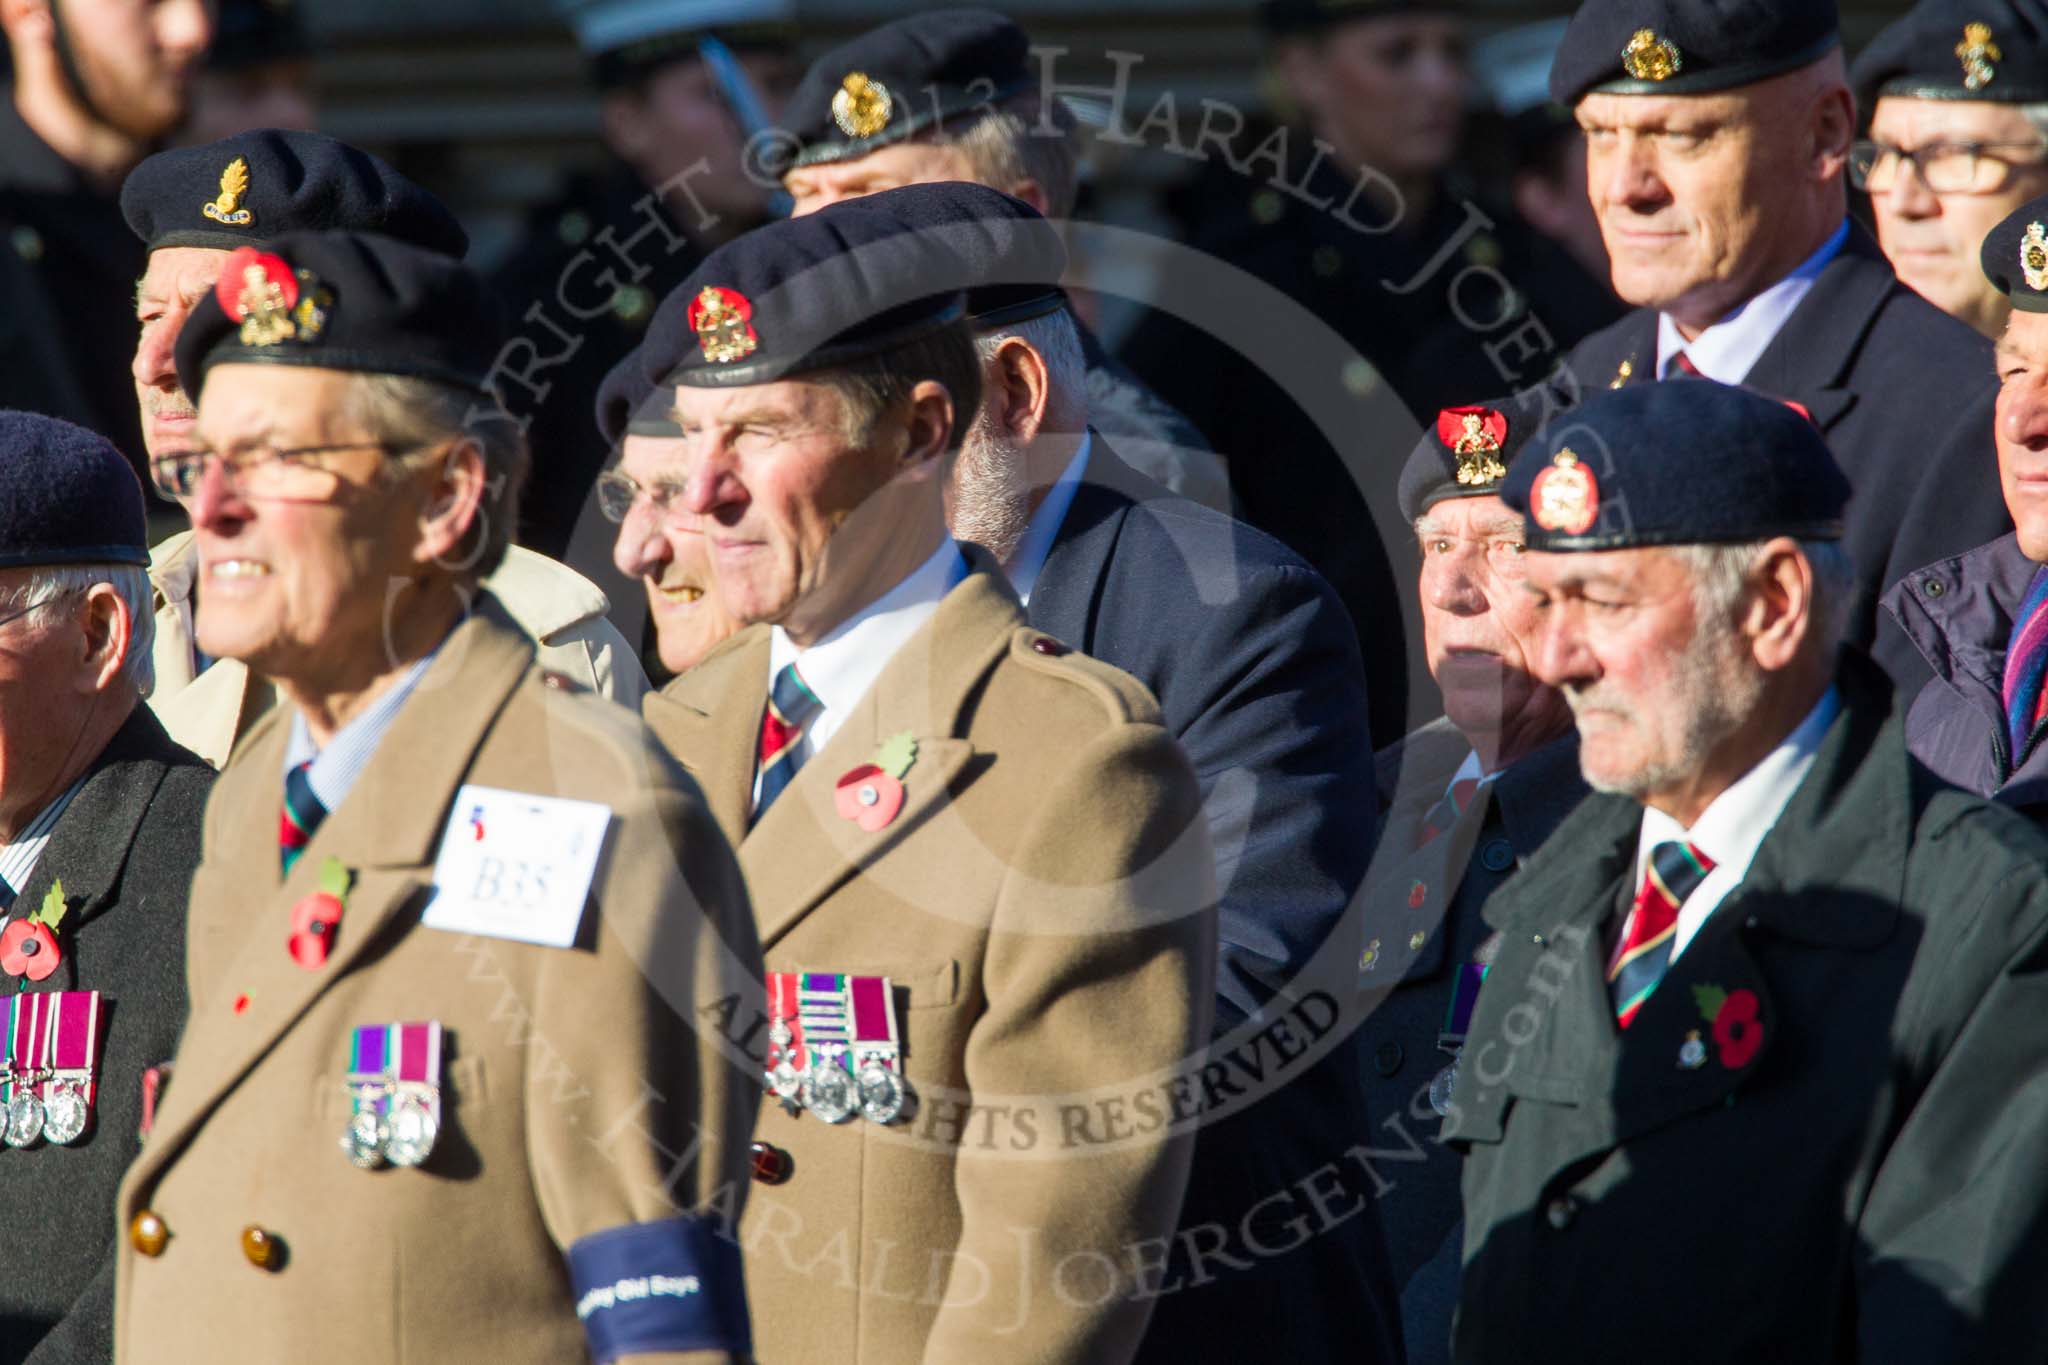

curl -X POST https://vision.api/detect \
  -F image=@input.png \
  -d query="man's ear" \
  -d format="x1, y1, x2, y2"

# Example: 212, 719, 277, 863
75, 583, 133, 695
1745, 537, 1814, 672
986, 335, 1052, 444
1005, 179, 1050, 216
896, 379, 956, 480
414, 441, 492, 574
1809, 84, 1855, 182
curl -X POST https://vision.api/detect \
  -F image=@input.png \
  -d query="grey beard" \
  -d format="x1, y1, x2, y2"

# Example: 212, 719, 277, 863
951, 422, 1035, 565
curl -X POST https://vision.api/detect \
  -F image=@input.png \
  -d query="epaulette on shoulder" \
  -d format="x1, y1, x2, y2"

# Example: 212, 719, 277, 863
1005, 630, 1160, 726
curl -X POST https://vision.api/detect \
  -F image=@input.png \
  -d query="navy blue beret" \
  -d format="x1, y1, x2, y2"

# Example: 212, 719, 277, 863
1259, 0, 1465, 35
781, 9, 1033, 170
1853, 0, 2048, 106
122, 129, 469, 258
1398, 390, 1550, 524
1981, 193, 2048, 313
1549, 0, 1839, 105
1500, 381, 1849, 551
173, 230, 505, 399
831, 181, 1067, 326
0, 412, 146, 570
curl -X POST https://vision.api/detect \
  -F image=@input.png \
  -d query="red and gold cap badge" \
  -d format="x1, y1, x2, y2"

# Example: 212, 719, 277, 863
831, 71, 894, 140
1530, 447, 1600, 535
688, 285, 760, 365
1437, 405, 1510, 486
1621, 29, 1682, 82
216, 246, 328, 347
1957, 22, 2002, 91
2022, 222, 2048, 292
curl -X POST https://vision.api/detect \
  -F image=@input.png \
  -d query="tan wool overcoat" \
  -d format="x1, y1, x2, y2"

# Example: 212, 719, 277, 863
114, 599, 763, 1364
644, 566, 1219, 1365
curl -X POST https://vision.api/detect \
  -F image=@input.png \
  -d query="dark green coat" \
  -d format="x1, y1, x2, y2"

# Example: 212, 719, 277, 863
1447, 655, 2048, 1361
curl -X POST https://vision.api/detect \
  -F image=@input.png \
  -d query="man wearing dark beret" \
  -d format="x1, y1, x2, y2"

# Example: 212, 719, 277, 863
1446, 380, 2048, 1360
1548, 0, 2011, 699
0, 0, 213, 470
777, 7, 1230, 514
1887, 193, 2048, 823
123, 128, 646, 766
627, 200, 1217, 1364
1851, 0, 2048, 338
113, 230, 762, 1364
0, 412, 211, 1364
1361, 393, 1586, 1365
489, 0, 799, 563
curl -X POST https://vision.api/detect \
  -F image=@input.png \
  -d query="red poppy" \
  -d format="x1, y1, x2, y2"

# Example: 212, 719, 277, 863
1712, 987, 1763, 1068
0, 920, 59, 981
834, 765, 905, 832
288, 891, 344, 970
1408, 880, 1428, 909
215, 246, 299, 316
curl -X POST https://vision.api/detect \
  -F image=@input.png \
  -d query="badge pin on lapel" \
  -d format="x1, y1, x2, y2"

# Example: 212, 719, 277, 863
288, 857, 352, 970
835, 732, 919, 832
0, 880, 69, 983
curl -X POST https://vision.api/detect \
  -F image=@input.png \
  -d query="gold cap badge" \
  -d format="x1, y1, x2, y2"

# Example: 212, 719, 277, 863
1437, 406, 1510, 486
1530, 448, 1600, 536
202, 157, 254, 228
831, 72, 894, 140
1621, 29, 1683, 82
687, 285, 759, 365
2023, 222, 2048, 292
215, 247, 326, 347
1957, 22, 2002, 91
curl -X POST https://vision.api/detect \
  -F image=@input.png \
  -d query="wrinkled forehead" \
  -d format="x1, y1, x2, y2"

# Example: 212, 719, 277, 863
1525, 543, 1690, 590
139, 244, 231, 301
670, 374, 852, 431
1575, 87, 1757, 129
193, 362, 365, 445
1416, 493, 1521, 538
1868, 94, 2039, 144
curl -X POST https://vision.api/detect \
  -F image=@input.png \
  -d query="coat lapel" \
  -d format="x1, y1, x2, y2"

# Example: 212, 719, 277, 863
1740, 226, 1898, 434
644, 627, 772, 843
135, 604, 535, 1177
737, 570, 1017, 948
1026, 434, 1135, 648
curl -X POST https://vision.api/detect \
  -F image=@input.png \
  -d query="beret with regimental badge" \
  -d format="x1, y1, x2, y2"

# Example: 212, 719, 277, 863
594, 187, 1004, 442
173, 230, 505, 399
555, 0, 795, 89
1548, 0, 1840, 106
1398, 391, 1549, 523
1852, 0, 2048, 106
122, 129, 470, 258
1500, 381, 1849, 551
780, 8, 1034, 170
1981, 193, 2048, 312
0, 411, 147, 570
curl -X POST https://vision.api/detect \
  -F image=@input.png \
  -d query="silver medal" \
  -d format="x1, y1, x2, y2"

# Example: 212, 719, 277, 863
857, 1061, 905, 1126
384, 1091, 439, 1167
802, 1061, 858, 1124
4, 1090, 44, 1148
341, 1105, 388, 1169
1428, 1064, 1459, 1117
42, 1084, 88, 1145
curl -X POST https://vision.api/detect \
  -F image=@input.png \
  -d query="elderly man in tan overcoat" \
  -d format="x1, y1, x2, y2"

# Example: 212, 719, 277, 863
112, 230, 763, 1363
623, 197, 1219, 1362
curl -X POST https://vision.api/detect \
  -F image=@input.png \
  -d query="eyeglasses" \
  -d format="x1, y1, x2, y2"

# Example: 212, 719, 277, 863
595, 469, 693, 523
0, 588, 79, 633
148, 441, 416, 501
1850, 138, 2048, 195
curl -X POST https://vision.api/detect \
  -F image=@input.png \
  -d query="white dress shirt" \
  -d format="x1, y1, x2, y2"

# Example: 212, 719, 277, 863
754, 541, 968, 807
1632, 686, 1842, 961
1002, 432, 1092, 607
284, 649, 439, 814
0, 776, 89, 907
1656, 220, 1849, 382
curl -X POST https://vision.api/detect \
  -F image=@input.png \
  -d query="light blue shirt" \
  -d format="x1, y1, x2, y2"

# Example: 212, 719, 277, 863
1656, 220, 1850, 383
283, 651, 440, 815
1005, 432, 1093, 608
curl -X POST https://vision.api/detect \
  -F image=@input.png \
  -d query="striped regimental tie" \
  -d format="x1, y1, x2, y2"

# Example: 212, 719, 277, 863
1609, 840, 1716, 1029
753, 662, 824, 825
1413, 776, 1482, 850
279, 759, 329, 875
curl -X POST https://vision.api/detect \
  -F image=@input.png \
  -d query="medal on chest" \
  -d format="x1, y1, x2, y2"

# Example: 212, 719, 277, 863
340, 1021, 444, 1169
765, 971, 910, 1126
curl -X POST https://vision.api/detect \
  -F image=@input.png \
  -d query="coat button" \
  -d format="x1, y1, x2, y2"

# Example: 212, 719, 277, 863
1480, 838, 1515, 872
1374, 1041, 1404, 1077
1545, 1196, 1579, 1230
1923, 578, 1946, 598
241, 1225, 281, 1269
1030, 637, 1067, 656
750, 1141, 792, 1186
130, 1211, 169, 1257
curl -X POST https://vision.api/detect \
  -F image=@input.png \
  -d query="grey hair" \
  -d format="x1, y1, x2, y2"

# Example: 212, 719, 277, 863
2021, 104, 2048, 141
972, 306, 1089, 400
342, 373, 530, 581
942, 93, 1082, 220
0, 563, 157, 696
1673, 539, 1856, 656
814, 319, 985, 455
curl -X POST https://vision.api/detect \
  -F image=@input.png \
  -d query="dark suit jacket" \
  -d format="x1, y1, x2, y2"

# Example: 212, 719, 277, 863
1363, 721, 1585, 1365
1027, 440, 1401, 1363
1561, 224, 2007, 698
1, 705, 210, 1364
1447, 654, 2048, 1361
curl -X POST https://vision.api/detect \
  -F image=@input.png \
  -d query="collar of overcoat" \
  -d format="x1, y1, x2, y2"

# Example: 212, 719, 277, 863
127, 598, 536, 1182
649, 560, 1023, 949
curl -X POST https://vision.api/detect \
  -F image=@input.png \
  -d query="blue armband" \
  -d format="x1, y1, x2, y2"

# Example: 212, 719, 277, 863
567, 1214, 750, 1361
